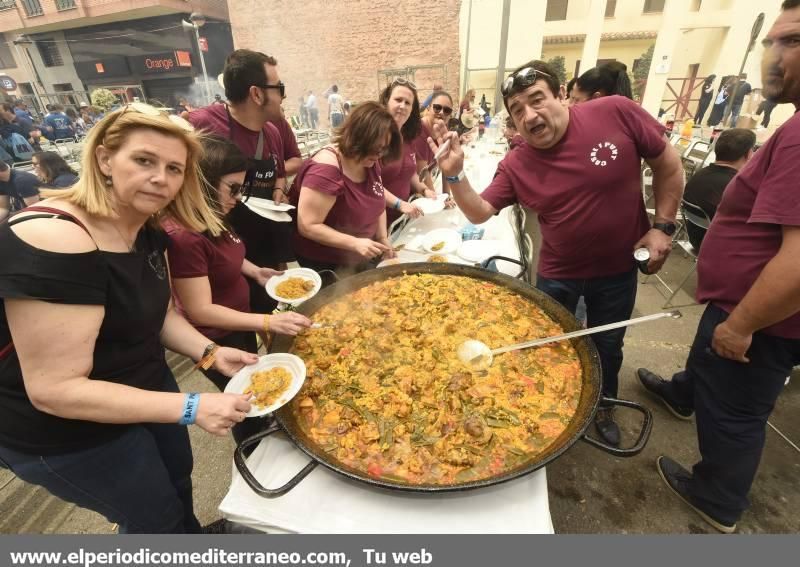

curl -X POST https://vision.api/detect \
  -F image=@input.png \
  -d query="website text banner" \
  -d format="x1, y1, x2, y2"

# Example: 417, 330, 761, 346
1, 535, 798, 567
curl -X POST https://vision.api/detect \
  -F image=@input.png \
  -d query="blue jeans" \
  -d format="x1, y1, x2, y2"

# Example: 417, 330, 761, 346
330, 112, 344, 128
536, 268, 638, 399
0, 368, 201, 534
664, 304, 800, 523
729, 104, 743, 127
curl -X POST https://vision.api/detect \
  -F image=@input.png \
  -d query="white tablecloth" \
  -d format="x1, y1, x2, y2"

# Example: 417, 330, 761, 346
220, 432, 553, 534
393, 139, 522, 277
219, 137, 553, 533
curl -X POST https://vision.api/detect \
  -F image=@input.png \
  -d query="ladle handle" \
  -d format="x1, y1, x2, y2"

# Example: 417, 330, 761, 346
491, 310, 682, 356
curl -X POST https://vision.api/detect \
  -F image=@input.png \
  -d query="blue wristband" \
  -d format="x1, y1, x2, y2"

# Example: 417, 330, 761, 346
179, 393, 200, 425
393, 198, 402, 210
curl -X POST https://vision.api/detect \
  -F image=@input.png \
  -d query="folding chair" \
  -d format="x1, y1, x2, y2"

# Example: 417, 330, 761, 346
648, 199, 710, 308
10, 160, 33, 171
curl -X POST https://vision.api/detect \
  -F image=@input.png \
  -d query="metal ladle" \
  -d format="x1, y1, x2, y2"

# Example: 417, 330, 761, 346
457, 310, 682, 370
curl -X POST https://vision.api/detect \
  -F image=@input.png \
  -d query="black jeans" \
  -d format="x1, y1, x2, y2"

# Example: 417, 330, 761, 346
536, 268, 638, 399
0, 368, 201, 533
667, 304, 800, 523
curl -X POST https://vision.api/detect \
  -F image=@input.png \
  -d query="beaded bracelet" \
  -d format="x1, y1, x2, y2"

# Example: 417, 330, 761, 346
178, 393, 200, 425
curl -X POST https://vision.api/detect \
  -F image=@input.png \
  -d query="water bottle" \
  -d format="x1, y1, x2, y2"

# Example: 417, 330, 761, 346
487, 115, 500, 142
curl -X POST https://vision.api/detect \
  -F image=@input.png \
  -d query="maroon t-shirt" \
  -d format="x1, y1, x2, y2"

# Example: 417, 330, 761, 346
482, 96, 665, 279
292, 149, 386, 266
412, 122, 434, 165
697, 109, 800, 338
188, 105, 286, 177
382, 142, 417, 223
165, 221, 249, 340
271, 116, 302, 161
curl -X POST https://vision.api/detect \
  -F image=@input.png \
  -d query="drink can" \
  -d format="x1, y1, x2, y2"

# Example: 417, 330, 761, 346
634, 247, 651, 275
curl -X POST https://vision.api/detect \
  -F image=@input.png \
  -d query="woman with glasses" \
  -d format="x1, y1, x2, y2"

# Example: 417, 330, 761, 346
165, 136, 311, 442
413, 90, 454, 193
0, 105, 258, 533
291, 101, 401, 274
379, 80, 434, 222
31, 151, 79, 188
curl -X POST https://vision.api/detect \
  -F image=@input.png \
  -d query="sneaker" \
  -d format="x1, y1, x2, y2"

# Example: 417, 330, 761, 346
594, 407, 621, 447
656, 456, 737, 534
637, 368, 694, 420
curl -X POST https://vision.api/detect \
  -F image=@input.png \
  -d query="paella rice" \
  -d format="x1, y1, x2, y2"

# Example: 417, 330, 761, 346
290, 274, 582, 485
245, 367, 293, 409
275, 277, 315, 299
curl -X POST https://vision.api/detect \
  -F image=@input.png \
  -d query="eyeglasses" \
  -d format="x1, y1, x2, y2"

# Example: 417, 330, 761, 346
501, 67, 552, 98
221, 180, 245, 199
431, 103, 453, 116
112, 102, 195, 132
390, 77, 417, 90
254, 81, 286, 99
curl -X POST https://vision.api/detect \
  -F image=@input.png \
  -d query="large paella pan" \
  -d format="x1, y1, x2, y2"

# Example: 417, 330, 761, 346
235, 263, 652, 497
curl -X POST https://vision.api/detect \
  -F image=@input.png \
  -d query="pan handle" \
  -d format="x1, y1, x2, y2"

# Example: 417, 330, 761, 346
233, 423, 318, 498
580, 397, 653, 457
481, 255, 526, 279
316, 269, 340, 288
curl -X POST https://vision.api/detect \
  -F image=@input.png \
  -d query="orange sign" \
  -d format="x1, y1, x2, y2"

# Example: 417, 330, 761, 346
95, 63, 105, 73
175, 50, 192, 68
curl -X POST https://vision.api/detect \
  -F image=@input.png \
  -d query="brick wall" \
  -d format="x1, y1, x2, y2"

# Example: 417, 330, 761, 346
228, 0, 462, 127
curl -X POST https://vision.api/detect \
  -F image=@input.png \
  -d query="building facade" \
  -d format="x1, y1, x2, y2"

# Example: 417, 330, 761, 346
0, 0, 232, 115
227, 0, 463, 128
461, 0, 791, 127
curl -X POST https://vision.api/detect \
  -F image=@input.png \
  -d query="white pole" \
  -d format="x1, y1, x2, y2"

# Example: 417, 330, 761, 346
194, 26, 211, 105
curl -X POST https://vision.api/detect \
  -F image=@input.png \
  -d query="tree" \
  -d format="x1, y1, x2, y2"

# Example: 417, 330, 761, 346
545, 56, 568, 85
633, 44, 654, 100
90, 88, 118, 112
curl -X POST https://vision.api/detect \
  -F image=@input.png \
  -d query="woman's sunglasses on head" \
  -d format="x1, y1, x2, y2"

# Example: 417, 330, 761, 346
390, 78, 417, 91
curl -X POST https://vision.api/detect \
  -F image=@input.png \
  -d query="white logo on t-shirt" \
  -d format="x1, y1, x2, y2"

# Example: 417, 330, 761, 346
590, 142, 619, 167
371, 180, 385, 197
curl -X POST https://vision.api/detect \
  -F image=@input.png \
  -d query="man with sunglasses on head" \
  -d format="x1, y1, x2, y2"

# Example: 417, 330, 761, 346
188, 49, 292, 314
429, 60, 684, 447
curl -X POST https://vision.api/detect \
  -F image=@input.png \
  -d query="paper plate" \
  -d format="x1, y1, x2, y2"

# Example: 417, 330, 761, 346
413, 197, 445, 215
224, 354, 306, 417
245, 197, 295, 212
422, 228, 461, 254
458, 239, 501, 263
377, 258, 402, 268
265, 268, 322, 306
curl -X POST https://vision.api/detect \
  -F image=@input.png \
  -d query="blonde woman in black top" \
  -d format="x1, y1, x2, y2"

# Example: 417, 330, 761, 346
0, 105, 257, 533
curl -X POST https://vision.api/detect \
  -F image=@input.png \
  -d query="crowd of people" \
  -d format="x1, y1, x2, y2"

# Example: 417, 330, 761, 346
0, 0, 797, 535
